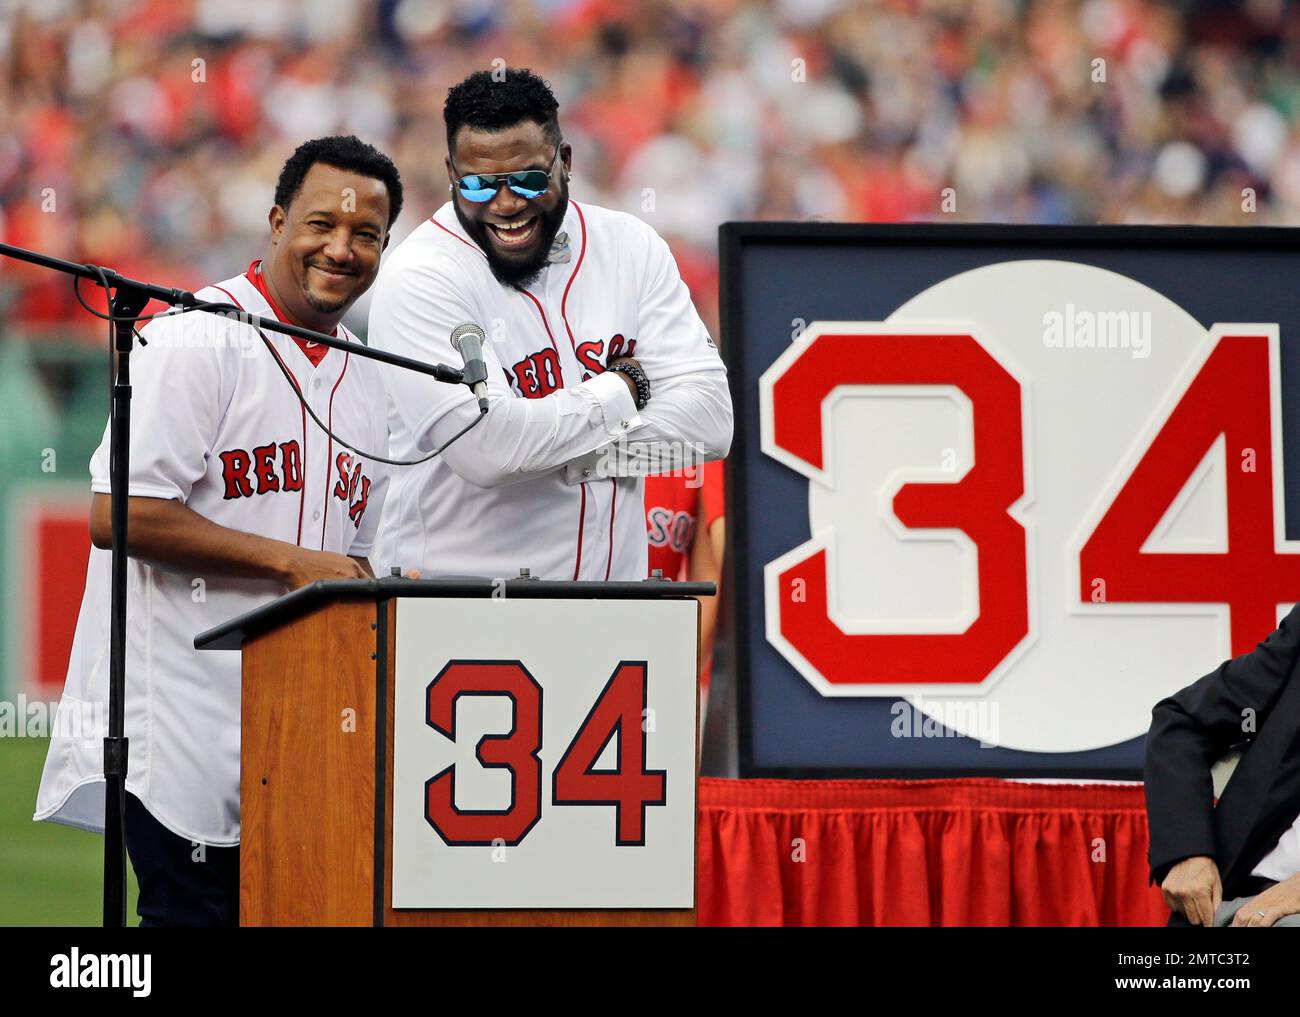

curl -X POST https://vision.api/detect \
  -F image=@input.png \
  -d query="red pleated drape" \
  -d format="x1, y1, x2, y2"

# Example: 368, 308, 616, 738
696, 777, 1170, 926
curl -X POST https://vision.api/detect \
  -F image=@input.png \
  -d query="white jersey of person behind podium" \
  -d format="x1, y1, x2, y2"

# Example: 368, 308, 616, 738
368, 199, 732, 582
33, 271, 390, 846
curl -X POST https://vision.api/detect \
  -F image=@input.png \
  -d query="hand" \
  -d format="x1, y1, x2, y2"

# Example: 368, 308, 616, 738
278, 548, 369, 590
1161, 855, 1222, 927
609, 357, 642, 403
1230, 874, 1300, 927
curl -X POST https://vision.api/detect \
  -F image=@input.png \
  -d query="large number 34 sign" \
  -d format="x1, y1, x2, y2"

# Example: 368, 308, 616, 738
390, 597, 696, 909
423, 660, 666, 847
760, 320, 1300, 711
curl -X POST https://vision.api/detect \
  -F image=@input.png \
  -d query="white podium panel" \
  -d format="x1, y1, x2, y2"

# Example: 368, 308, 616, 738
391, 596, 698, 909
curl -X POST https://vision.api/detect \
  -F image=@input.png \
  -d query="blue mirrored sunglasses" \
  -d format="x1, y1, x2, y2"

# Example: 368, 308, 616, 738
452, 145, 561, 203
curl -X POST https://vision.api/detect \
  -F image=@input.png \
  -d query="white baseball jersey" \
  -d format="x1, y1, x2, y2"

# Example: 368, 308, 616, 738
34, 265, 390, 846
368, 199, 732, 581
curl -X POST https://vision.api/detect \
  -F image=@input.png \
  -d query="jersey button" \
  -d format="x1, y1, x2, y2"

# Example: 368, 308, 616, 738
313, 509, 321, 521
313, 379, 322, 390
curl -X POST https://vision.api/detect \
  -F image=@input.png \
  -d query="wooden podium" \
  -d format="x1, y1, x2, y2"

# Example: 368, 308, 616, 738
194, 576, 707, 927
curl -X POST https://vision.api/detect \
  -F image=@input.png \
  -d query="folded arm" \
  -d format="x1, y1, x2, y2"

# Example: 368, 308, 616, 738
561, 225, 733, 482
370, 258, 647, 490
369, 225, 732, 491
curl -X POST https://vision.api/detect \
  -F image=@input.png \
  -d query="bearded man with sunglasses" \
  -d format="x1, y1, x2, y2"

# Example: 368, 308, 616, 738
368, 68, 732, 582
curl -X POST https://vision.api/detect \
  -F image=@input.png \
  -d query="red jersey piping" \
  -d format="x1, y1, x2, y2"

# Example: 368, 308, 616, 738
573, 482, 587, 580
604, 481, 617, 581
321, 351, 351, 549
518, 288, 564, 367
211, 281, 310, 546
430, 216, 487, 260
558, 200, 587, 357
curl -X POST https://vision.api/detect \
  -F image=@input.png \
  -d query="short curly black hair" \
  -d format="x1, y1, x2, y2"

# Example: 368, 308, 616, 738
444, 68, 561, 153
273, 135, 404, 228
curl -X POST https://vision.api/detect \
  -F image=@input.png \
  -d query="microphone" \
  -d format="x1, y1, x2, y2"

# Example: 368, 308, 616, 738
450, 322, 490, 414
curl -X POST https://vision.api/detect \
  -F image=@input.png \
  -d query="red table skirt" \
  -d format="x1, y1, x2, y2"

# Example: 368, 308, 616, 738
696, 777, 1170, 926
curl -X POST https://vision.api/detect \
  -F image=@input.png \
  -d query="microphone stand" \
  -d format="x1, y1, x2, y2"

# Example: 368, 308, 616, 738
0, 239, 471, 927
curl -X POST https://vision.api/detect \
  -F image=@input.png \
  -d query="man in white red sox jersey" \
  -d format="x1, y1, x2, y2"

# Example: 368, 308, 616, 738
34, 136, 399, 926
369, 68, 732, 581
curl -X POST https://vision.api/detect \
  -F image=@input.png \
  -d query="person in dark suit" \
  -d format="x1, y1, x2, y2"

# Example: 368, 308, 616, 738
1145, 604, 1300, 927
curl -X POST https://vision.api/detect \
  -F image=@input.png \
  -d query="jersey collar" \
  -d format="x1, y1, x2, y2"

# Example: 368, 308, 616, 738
245, 260, 340, 366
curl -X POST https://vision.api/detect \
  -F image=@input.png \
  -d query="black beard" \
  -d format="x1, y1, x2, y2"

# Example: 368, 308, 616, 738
454, 189, 569, 291
303, 291, 347, 315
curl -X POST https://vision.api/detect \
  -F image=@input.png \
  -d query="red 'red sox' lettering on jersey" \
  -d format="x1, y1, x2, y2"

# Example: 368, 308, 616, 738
219, 440, 304, 499
509, 335, 639, 395
510, 347, 563, 398
333, 452, 373, 528
217, 441, 371, 528
606, 333, 636, 362
646, 506, 694, 553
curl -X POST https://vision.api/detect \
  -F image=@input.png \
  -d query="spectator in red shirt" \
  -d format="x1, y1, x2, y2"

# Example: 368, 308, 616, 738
644, 458, 725, 703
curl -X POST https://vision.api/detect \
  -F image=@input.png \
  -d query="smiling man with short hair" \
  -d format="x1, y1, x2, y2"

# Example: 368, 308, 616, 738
369, 68, 732, 583
35, 134, 400, 926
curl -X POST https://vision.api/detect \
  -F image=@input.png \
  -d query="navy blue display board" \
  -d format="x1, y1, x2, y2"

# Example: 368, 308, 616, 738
720, 223, 1300, 778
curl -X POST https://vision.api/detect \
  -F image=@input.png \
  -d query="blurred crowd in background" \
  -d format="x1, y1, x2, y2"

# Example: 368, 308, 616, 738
1, 0, 1298, 344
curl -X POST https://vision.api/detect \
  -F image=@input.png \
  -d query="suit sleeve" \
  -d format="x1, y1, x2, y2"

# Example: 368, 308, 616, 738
1144, 604, 1300, 885
89, 310, 227, 499
562, 222, 733, 483
368, 249, 642, 490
